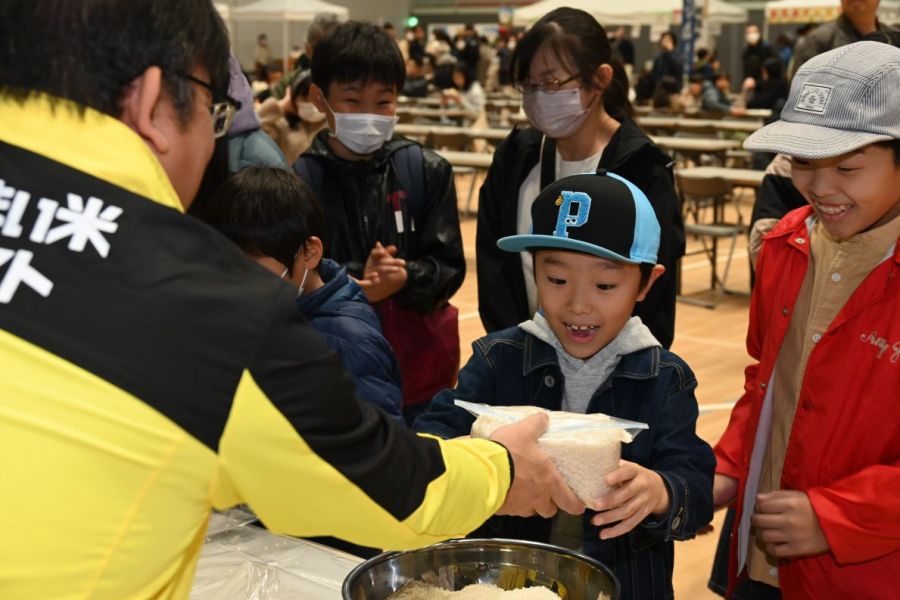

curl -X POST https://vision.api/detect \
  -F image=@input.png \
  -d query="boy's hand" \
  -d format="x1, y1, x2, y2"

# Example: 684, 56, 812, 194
491, 413, 584, 519
751, 491, 829, 558
590, 461, 670, 540
359, 242, 407, 303
713, 473, 739, 509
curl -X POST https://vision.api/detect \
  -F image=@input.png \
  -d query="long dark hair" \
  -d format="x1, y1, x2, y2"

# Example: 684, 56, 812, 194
510, 7, 634, 122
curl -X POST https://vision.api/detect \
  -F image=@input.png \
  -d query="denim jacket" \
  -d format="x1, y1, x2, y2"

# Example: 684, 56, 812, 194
414, 327, 715, 600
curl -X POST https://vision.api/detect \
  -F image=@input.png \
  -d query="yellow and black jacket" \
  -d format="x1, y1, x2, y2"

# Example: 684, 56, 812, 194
0, 96, 511, 599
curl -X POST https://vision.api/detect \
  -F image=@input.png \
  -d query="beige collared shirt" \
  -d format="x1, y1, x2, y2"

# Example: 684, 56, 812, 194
748, 214, 900, 586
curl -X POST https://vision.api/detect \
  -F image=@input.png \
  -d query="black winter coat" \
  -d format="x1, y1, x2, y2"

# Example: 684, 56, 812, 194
476, 121, 684, 348
300, 132, 465, 314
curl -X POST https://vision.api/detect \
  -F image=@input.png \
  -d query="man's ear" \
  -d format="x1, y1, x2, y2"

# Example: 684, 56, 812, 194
120, 66, 170, 155
298, 236, 324, 271
636, 264, 666, 302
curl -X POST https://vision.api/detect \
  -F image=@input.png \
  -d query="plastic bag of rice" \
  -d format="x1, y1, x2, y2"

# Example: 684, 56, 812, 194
456, 400, 647, 506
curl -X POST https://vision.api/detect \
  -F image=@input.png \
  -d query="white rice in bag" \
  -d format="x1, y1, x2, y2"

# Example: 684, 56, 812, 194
458, 401, 647, 506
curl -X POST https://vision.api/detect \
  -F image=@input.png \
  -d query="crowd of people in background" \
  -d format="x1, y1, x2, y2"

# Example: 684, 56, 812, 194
2, 0, 899, 598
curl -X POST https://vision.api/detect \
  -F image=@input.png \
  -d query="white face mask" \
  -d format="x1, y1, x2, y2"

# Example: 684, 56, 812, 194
297, 101, 325, 123
522, 88, 593, 139
324, 98, 398, 155
746, 32, 761, 45
280, 265, 310, 297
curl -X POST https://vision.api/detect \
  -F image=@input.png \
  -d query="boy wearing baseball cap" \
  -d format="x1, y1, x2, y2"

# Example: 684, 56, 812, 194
415, 170, 715, 599
714, 41, 900, 598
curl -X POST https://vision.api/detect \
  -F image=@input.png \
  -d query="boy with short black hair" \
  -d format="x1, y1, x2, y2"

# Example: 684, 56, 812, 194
296, 21, 465, 424
415, 169, 715, 600
714, 41, 900, 598
193, 166, 403, 420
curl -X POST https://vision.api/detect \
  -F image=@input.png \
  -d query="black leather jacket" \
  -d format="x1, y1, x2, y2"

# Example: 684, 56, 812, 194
300, 132, 465, 314
476, 121, 684, 348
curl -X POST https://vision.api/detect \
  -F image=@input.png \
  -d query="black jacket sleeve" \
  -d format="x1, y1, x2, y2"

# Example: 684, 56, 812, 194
395, 151, 466, 314
476, 132, 533, 333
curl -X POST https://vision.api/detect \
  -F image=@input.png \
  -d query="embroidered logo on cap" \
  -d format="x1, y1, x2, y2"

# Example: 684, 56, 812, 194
553, 191, 592, 238
795, 83, 833, 114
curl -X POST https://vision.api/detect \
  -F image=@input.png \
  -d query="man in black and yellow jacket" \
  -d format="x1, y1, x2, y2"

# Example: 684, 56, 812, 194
0, 2, 582, 598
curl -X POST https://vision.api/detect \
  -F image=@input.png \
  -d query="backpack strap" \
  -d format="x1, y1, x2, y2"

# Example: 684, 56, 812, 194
540, 135, 557, 190
293, 154, 326, 196
390, 144, 426, 226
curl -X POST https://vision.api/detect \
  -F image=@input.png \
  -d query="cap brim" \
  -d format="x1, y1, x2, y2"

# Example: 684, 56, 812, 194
743, 120, 893, 159
497, 234, 646, 264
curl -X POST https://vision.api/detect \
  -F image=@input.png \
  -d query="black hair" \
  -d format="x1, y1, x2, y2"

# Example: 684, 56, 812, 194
761, 56, 784, 82
193, 167, 327, 272
510, 7, 634, 122
453, 63, 476, 91
660, 31, 677, 46
689, 73, 706, 85
312, 21, 406, 95
639, 263, 654, 290
652, 76, 681, 109
715, 72, 731, 82
0, 0, 230, 127
434, 29, 452, 44
696, 48, 710, 61
875, 139, 900, 165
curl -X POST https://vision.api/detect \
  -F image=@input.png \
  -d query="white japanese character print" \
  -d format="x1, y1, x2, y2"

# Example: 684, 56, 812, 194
30, 193, 122, 258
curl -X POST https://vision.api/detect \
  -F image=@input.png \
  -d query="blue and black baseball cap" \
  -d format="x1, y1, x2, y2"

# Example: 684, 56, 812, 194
498, 169, 661, 264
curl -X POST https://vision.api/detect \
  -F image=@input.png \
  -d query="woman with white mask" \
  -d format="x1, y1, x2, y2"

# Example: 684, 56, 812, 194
476, 7, 684, 348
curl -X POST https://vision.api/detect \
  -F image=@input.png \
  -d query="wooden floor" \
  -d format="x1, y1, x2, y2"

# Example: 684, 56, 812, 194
451, 174, 755, 599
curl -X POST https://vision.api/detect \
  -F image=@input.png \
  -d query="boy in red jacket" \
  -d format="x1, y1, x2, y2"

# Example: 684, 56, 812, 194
713, 41, 900, 599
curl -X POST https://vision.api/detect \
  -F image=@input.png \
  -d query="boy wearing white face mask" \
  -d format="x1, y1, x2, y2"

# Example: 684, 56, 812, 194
476, 7, 684, 350
295, 21, 466, 424
194, 167, 404, 421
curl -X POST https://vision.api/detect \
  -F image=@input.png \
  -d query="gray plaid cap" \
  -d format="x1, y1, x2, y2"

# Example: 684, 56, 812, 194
744, 41, 900, 159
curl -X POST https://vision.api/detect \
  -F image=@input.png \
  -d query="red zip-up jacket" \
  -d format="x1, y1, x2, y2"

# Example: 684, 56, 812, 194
715, 206, 900, 599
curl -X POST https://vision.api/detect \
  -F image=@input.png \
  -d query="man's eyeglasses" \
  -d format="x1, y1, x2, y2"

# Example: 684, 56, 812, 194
514, 74, 580, 95
174, 71, 242, 139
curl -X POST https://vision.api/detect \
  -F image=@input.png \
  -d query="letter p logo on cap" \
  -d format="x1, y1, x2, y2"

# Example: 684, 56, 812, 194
553, 191, 591, 238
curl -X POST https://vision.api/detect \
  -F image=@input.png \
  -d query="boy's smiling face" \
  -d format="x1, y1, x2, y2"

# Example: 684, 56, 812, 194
534, 250, 662, 359
792, 144, 900, 241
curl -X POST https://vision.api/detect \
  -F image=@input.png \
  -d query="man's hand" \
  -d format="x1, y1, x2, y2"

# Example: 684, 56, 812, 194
752, 490, 830, 558
713, 473, 739, 509
358, 242, 407, 303
491, 413, 584, 519
590, 461, 670, 540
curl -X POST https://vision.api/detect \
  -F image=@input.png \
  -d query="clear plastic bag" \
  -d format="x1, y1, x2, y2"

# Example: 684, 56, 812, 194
455, 401, 648, 505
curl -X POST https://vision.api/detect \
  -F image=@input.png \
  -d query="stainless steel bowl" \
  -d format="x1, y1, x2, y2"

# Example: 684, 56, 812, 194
342, 538, 619, 599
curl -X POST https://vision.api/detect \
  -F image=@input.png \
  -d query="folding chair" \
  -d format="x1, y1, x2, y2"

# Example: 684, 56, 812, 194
676, 174, 746, 308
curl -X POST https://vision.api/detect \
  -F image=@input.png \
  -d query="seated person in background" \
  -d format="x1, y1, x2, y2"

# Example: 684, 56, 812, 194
295, 21, 465, 425
441, 62, 487, 125
702, 73, 746, 116
651, 75, 685, 112
633, 60, 656, 107
193, 167, 404, 421
416, 170, 715, 600
401, 55, 430, 98
714, 41, 900, 599
694, 47, 716, 81
741, 56, 790, 112
680, 74, 704, 113
258, 70, 328, 163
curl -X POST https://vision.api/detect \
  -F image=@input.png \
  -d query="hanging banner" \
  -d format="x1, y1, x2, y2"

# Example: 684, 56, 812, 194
679, 0, 698, 76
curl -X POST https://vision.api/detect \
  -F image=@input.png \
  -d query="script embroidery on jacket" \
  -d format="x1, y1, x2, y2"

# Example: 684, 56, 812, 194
860, 331, 900, 363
